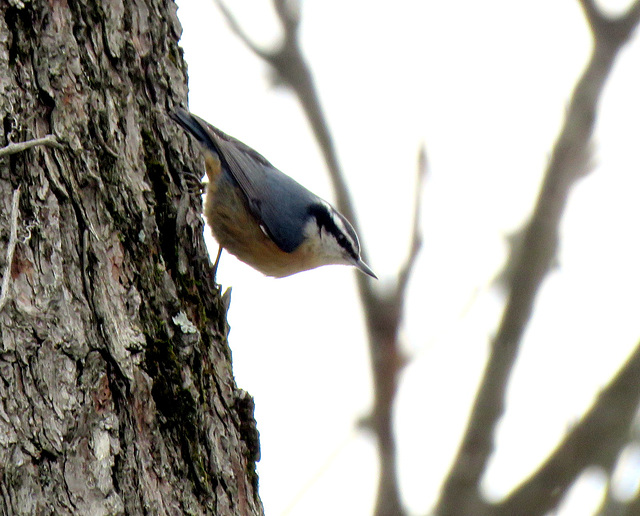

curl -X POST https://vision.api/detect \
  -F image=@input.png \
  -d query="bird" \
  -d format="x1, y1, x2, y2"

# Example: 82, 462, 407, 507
171, 108, 377, 280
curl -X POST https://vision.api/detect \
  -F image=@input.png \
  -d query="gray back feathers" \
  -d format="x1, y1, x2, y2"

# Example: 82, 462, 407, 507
172, 108, 322, 253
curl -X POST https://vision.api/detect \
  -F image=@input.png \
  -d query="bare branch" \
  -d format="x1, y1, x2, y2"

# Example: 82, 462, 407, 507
435, 4, 640, 514
0, 135, 61, 159
0, 187, 22, 313
214, 3, 422, 515
578, 0, 606, 31
495, 340, 640, 515
622, 0, 640, 28
578, 0, 640, 42
273, 0, 300, 33
623, 493, 640, 515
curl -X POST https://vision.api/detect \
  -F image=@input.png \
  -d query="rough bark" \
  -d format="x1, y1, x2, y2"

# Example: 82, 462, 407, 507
0, 1, 262, 515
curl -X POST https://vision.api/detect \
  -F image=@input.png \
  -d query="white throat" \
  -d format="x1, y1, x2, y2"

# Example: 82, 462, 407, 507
302, 219, 352, 266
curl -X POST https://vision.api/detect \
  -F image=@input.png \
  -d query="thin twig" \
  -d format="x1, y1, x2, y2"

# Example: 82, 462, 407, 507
212, 0, 271, 60
0, 135, 62, 159
0, 186, 22, 313
397, 145, 427, 300
578, 0, 606, 32
273, 0, 300, 32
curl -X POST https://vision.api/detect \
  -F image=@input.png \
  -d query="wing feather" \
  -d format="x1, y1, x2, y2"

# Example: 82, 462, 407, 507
171, 108, 318, 253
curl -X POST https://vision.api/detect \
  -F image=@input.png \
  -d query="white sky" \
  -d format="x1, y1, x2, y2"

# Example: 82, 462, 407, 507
174, 1, 640, 514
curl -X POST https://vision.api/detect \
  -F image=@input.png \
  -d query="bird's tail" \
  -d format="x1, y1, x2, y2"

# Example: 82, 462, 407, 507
170, 107, 219, 151
171, 107, 225, 182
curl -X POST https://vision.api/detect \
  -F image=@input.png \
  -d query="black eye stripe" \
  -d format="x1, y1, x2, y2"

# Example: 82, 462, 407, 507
308, 203, 359, 260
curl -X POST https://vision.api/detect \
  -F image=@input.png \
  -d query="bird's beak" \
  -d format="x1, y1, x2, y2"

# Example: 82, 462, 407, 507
354, 258, 377, 279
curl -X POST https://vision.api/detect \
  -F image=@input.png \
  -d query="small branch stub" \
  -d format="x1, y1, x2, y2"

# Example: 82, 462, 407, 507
0, 135, 62, 159
0, 186, 22, 313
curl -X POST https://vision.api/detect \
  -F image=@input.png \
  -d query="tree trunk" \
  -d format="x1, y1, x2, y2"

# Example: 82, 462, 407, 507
0, 1, 262, 514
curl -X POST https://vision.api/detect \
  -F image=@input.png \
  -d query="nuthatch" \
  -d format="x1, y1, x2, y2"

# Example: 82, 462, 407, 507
171, 108, 376, 279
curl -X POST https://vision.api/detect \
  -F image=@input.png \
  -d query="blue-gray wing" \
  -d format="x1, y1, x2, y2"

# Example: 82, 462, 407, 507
171, 108, 318, 253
